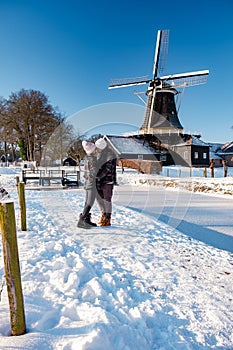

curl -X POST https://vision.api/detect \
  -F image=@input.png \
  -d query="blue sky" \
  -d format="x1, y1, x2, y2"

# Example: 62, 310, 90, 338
0, 0, 232, 143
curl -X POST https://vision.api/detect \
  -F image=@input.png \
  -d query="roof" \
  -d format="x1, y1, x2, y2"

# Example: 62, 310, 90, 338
217, 141, 233, 154
175, 135, 209, 147
189, 136, 209, 146
209, 151, 223, 160
208, 143, 224, 152
105, 135, 156, 156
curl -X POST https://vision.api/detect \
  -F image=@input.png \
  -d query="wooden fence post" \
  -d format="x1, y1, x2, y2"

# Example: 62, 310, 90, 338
15, 176, 20, 185
222, 160, 228, 177
0, 202, 26, 336
210, 159, 215, 178
203, 167, 207, 178
17, 182, 27, 231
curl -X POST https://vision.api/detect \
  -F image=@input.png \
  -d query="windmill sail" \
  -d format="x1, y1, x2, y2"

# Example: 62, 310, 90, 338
153, 29, 169, 77
109, 76, 149, 89
161, 70, 209, 88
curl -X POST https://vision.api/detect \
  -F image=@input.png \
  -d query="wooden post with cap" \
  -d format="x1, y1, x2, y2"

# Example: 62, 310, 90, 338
0, 201, 26, 335
17, 182, 27, 231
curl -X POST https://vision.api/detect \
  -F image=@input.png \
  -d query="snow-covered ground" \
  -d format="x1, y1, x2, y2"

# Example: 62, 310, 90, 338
0, 166, 233, 349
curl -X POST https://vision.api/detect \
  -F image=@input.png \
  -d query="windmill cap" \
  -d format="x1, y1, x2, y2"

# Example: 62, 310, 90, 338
82, 141, 96, 155
95, 138, 107, 150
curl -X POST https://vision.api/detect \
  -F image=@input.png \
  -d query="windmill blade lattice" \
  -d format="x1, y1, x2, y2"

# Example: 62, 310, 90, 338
109, 76, 149, 89
161, 70, 209, 88
109, 29, 169, 89
153, 29, 169, 77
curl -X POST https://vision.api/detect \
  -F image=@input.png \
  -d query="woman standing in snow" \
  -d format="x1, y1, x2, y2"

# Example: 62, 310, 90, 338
95, 138, 117, 227
77, 141, 98, 229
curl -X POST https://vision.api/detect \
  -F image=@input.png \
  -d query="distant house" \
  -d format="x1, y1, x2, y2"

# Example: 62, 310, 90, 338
217, 141, 233, 167
105, 135, 162, 174
172, 135, 210, 167
63, 157, 77, 166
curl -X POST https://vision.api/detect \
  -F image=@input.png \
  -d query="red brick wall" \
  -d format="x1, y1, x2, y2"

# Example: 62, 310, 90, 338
119, 159, 162, 174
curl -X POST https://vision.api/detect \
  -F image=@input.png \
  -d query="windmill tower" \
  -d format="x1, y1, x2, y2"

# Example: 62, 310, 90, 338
109, 30, 209, 139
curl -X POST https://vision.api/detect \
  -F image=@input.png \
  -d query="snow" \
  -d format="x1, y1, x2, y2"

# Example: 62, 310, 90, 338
106, 135, 155, 155
0, 166, 233, 349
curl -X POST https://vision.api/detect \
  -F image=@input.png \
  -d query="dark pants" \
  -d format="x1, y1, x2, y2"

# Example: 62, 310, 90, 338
96, 183, 114, 215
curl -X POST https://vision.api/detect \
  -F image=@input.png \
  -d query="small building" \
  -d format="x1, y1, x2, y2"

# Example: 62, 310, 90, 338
105, 135, 162, 174
172, 135, 210, 167
63, 157, 77, 166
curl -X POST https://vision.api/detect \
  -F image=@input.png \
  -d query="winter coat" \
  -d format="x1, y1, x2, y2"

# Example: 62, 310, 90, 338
83, 154, 97, 190
96, 148, 117, 187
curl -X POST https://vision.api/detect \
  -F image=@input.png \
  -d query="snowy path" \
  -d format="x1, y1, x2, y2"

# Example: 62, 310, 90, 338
0, 188, 233, 349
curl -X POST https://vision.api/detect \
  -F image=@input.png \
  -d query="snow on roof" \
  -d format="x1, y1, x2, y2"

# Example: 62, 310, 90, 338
209, 151, 223, 160
218, 141, 233, 154
191, 136, 209, 146
106, 135, 155, 155
175, 135, 209, 147
208, 143, 224, 152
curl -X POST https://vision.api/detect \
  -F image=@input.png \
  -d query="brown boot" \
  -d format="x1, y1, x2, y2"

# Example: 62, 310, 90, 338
98, 213, 106, 225
100, 214, 111, 227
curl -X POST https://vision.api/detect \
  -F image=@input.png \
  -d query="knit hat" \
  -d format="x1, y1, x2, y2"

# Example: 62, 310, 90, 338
82, 140, 96, 155
95, 138, 107, 150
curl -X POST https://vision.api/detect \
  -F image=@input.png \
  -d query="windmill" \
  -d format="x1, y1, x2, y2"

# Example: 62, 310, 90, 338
109, 30, 209, 137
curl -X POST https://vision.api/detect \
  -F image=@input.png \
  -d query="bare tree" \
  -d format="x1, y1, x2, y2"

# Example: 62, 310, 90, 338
41, 121, 79, 166
4, 89, 63, 162
0, 97, 19, 162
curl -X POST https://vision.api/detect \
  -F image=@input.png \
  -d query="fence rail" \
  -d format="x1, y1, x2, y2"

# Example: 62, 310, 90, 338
22, 169, 80, 186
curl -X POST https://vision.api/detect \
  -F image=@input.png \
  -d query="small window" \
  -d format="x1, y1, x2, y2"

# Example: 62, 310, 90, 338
203, 152, 207, 159
194, 152, 199, 159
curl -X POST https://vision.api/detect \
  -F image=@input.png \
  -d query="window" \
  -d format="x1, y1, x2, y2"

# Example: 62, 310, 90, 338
194, 152, 199, 159
203, 152, 207, 159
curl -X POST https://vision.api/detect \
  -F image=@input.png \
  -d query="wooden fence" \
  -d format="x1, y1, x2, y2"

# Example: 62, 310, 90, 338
22, 169, 80, 186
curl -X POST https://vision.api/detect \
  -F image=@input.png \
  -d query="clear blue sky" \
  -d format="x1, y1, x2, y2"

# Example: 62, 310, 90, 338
0, 0, 232, 143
